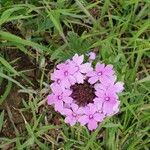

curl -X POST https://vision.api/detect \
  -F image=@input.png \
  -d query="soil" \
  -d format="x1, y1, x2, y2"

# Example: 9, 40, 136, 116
0, 47, 34, 138
0, 22, 58, 141
0, 22, 40, 138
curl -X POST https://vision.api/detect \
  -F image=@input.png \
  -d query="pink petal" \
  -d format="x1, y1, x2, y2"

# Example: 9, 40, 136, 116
65, 116, 77, 126
47, 94, 55, 105
115, 82, 124, 93
88, 103, 97, 114
73, 54, 84, 65
68, 62, 78, 74
64, 89, 72, 96
63, 96, 73, 104
56, 62, 66, 70
86, 71, 96, 77
113, 101, 120, 114
87, 120, 98, 131
78, 115, 89, 126
80, 63, 93, 73
88, 76, 98, 84
71, 104, 79, 112
94, 113, 105, 122
68, 75, 76, 85
51, 84, 62, 94
95, 90, 105, 98
103, 100, 116, 115
63, 108, 73, 115
62, 78, 71, 88
105, 64, 113, 71
53, 70, 64, 79
100, 75, 116, 86
54, 101, 64, 112
96, 63, 105, 72
93, 98, 103, 110
75, 72, 84, 83
88, 52, 96, 60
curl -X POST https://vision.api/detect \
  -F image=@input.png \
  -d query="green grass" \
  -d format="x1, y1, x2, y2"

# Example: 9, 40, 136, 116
0, 0, 150, 149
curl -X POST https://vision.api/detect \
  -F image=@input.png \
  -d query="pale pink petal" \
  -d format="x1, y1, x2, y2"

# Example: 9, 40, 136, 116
105, 64, 113, 71
78, 115, 89, 126
68, 75, 76, 85
88, 52, 96, 60
77, 107, 85, 114
63, 108, 72, 115
88, 103, 97, 114
50, 84, 62, 94
113, 101, 120, 114
86, 71, 96, 77
96, 63, 105, 72
65, 116, 76, 126
87, 120, 98, 131
53, 70, 64, 79
64, 89, 72, 96
103, 100, 116, 115
115, 82, 124, 93
94, 83, 101, 90
95, 90, 104, 98
63, 96, 73, 104
80, 63, 93, 73
73, 54, 84, 65
93, 98, 103, 110
47, 94, 55, 105
100, 75, 116, 86
71, 104, 79, 112
94, 113, 105, 122
62, 78, 71, 88
56, 63, 66, 70
68, 62, 78, 74
54, 101, 64, 112
75, 72, 84, 83
88, 76, 98, 84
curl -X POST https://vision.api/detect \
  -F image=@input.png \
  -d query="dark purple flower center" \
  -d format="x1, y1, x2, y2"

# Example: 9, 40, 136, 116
70, 80, 96, 107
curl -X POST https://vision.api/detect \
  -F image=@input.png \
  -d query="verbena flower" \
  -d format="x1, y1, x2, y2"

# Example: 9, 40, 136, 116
47, 53, 124, 130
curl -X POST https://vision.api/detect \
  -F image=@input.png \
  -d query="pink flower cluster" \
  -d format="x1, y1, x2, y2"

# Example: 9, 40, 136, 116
47, 53, 124, 130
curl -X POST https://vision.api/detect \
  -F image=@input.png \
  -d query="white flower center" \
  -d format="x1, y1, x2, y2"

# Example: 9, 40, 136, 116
64, 71, 68, 76
72, 113, 77, 117
97, 71, 102, 76
89, 114, 93, 119
58, 95, 62, 100
105, 97, 110, 101
57, 79, 61, 84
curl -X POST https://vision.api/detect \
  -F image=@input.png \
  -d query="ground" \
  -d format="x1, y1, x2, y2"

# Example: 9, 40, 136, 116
0, 0, 150, 150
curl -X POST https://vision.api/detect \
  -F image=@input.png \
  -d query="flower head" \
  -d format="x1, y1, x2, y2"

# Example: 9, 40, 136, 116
47, 53, 124, 130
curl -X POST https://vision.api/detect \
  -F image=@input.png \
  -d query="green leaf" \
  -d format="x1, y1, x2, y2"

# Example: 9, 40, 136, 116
0, 111, 4, 132
0, 31, 50, 52
67, 32, 90, 54
0, 56, 19, 76
0, 7, 25, 25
